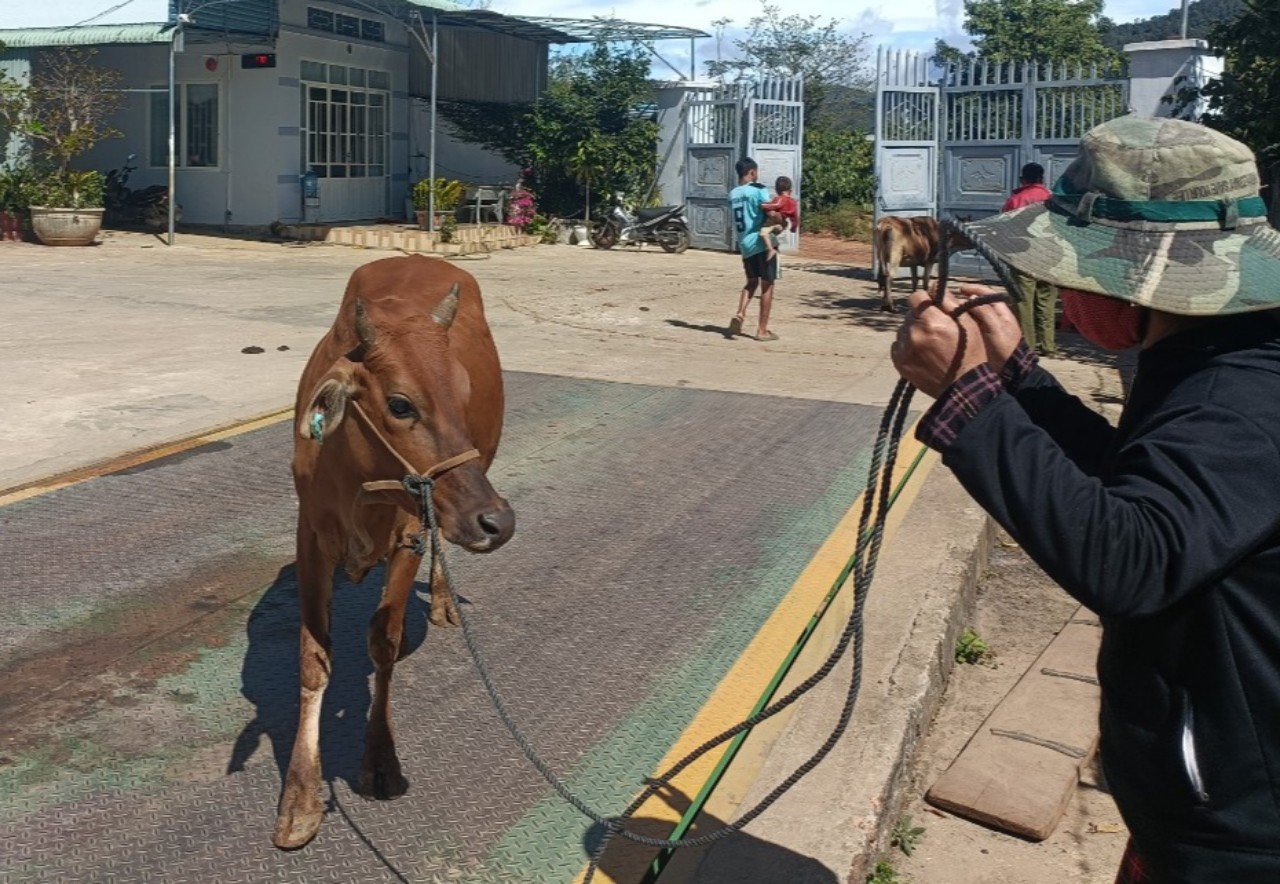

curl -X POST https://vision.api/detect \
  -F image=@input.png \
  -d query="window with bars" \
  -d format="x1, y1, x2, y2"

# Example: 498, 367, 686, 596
149, 83, 220, 168
300, 63, 389, 180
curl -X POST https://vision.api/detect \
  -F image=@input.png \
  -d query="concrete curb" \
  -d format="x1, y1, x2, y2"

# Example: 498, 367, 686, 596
687, 465, 993, 882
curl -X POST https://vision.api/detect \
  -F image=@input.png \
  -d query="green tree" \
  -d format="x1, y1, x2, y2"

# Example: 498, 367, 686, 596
802, 128, 873, 212
524, 43, 658, 218
935, 0, 1120, 67
2, 49, 123, 174
706, 4, 871, 125
1189, 0, 1280, 218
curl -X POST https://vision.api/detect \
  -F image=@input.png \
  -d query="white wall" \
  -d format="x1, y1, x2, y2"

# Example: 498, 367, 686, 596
406, 103, 521, 196
72, 1, 410, 226
1124, 39, 1221, 120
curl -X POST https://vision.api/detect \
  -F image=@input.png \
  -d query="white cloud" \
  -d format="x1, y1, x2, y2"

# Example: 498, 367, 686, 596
1, 0, 1188, 63
0, 1, 170, 29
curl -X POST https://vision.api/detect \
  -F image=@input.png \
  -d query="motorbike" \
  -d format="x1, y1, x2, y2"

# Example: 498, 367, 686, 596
590, 195, 690, 253
105, 154, 180, 230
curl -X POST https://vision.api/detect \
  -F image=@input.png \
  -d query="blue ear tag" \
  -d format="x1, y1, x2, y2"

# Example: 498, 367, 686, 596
310, 412, 326, 443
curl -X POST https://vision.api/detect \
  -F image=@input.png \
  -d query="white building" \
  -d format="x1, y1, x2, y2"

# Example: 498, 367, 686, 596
0, 1, 704, 228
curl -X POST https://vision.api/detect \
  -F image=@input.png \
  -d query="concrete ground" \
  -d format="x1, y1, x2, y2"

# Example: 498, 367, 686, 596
0, 231, 1132, 882
1, 230, 1120, 492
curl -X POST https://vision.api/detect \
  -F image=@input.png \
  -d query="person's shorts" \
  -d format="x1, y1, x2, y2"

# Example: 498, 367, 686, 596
742, 250, 778, 282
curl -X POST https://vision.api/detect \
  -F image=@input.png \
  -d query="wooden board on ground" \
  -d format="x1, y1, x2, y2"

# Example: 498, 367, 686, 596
926, 605, 1102, 841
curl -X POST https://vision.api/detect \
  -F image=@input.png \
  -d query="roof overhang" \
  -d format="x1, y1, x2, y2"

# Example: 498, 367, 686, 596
0, 22, 174, 48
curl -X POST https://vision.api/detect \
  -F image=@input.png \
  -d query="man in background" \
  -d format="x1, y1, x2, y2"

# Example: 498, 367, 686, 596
727, 158, 779, 342
1003, 162, 1058, 355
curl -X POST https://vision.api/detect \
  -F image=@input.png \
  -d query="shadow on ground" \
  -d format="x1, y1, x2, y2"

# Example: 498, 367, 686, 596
228, 563, 432, 794
788, 260, 877, 283
584, 782, 838, 883
795, 289, 903, 333
666, 318, 735, 339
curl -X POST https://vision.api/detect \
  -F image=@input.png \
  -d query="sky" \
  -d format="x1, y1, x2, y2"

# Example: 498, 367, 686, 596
0, 0, 1191, 76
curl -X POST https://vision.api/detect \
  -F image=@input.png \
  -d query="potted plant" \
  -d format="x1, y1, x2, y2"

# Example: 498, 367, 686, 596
0, 48, 122, 246
412, 177, 465, 230
29, 170, 106, 246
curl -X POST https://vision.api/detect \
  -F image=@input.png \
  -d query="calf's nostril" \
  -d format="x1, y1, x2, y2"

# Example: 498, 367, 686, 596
478, 512, 503, 537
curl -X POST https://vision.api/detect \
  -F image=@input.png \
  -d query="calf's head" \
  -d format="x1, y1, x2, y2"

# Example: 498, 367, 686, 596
299, 284, 514, 552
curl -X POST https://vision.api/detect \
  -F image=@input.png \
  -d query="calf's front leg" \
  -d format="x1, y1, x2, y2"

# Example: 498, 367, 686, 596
358, 543, 418, 800
429, 528, 461, 627
273, 525, 335, 850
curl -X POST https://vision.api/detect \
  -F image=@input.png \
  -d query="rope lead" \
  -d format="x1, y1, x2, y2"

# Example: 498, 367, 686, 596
415, 217, 1014, 880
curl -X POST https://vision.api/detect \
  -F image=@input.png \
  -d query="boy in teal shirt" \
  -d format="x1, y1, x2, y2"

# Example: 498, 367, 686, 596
727, 157, 779, 342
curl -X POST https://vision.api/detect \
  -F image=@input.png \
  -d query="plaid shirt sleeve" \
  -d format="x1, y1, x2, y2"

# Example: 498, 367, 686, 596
916, 343, 1039, 451
999, 341, 1039, 391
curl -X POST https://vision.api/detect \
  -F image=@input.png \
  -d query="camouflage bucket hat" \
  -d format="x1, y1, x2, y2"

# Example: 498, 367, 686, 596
960, 116, 1280, 315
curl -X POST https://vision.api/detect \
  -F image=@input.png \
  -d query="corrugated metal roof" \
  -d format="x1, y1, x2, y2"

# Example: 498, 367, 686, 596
0, 23, 172, 48
171, 0, 276, 37
403, 0, 472, 13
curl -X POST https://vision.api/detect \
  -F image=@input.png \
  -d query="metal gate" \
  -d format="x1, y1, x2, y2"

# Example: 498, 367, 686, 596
874, 50, 938, 226
746, 78, 804, 252
682, 76, 805, 252
874, 49, 1128, 275
940, 59, 1128, 221
685, 96, 742, 251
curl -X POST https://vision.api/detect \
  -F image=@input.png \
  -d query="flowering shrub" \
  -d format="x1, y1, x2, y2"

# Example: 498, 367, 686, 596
507, 186, 536, 229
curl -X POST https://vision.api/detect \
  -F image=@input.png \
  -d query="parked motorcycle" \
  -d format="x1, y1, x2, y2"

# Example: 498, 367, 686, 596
590, 195, 690, 253
105, 154, 180, 230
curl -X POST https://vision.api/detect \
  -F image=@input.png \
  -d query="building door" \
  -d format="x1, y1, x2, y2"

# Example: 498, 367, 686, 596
301, 63, 390, 222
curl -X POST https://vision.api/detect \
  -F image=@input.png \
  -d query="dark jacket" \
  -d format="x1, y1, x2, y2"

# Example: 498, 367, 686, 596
941, 315, 1280, 881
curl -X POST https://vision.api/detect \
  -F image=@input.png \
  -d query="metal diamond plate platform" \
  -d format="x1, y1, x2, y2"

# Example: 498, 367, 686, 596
0, 372, 883, 883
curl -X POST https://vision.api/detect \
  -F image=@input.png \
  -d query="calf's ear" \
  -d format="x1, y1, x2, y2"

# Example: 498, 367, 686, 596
298, 361, 357, 443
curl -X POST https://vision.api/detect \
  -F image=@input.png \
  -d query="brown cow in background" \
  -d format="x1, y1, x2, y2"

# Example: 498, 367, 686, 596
275, 255, 514, 850
874, 216, 969, 312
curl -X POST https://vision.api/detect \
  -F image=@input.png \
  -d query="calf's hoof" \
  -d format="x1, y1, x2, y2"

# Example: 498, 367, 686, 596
273, 788, 325, 850
430, 594, 462, 628
358, 746, 409, 800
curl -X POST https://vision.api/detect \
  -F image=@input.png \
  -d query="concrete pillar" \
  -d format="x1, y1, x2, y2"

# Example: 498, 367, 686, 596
1124, 39, 1223, 120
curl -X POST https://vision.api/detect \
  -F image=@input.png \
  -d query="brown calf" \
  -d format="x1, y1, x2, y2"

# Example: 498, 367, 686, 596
274, 254, 515, 850
874, 216, 969, 312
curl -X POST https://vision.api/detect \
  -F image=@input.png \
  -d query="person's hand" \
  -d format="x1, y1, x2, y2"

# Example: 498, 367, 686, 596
954, 283, 1023, 373
890, 289, 989, 397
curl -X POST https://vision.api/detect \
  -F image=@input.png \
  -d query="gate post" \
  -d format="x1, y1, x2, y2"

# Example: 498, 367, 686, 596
1124, 39, 1222, 119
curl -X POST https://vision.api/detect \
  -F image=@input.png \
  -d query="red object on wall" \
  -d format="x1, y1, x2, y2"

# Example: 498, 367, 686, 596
205, 56, 218, 72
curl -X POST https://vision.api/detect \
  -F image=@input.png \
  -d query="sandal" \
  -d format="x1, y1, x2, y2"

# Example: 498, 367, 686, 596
756, 331, 779, 342
727, 315, 744, 337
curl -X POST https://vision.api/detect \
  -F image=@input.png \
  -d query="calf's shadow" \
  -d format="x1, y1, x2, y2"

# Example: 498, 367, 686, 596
227, 562, 431, 795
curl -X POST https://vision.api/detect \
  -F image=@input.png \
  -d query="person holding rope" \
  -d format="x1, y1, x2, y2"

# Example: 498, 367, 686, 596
891, 116, 1280, 883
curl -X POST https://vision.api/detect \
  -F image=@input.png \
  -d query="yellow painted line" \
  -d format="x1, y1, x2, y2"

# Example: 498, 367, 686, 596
579, 429, 936, 883
0, 407, 295, 508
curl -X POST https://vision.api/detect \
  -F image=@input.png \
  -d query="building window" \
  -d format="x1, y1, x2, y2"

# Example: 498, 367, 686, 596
149, 84, 219, 168
306, 5, 385, 42
301, 63, 389, 180
306, 6, 333, 31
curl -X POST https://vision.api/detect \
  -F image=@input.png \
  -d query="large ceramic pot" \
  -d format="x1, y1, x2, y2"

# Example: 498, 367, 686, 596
30, 206, 104, 246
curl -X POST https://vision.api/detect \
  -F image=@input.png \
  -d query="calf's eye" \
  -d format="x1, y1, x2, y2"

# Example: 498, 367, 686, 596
387, 396, 417, 419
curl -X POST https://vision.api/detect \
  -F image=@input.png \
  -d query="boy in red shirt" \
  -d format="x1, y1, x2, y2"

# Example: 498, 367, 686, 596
762, 176, 799, 241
